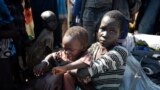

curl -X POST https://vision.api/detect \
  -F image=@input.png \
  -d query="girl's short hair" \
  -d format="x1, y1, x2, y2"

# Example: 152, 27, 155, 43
103, 10, 129, 34
63, 26, 88, 50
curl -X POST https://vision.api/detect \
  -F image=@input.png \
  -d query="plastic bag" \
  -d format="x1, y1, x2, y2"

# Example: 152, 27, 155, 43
119, 54, 160, 90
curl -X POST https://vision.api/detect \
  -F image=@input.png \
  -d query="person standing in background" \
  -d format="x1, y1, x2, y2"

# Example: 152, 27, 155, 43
81, 0, 141, 45
30, 0, 61, 48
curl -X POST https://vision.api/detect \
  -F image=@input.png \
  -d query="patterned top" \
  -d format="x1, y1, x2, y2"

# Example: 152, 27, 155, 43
0, 39, 16, 58
87, 42, 128, 90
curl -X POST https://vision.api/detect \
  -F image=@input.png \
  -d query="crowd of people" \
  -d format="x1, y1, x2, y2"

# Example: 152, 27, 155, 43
0, 0, 160, 90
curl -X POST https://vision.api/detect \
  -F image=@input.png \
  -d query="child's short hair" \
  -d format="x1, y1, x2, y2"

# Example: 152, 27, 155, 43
103, 10, 129, 34
63, 26, 88, 50
41, 10, 56, 22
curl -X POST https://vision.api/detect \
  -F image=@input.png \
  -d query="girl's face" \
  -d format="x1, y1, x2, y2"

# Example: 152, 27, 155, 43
98, 16, 120, 47
62, 36, 83, 60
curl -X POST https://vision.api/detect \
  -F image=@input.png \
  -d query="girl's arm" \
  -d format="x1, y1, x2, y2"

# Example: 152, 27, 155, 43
64, 58, 88, 70
74, 46, 129, 79
53, 54, 91, 75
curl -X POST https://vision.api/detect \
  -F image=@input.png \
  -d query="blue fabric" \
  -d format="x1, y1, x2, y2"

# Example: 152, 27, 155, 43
72, 0, 82, 17
134, 46, 151, 51
0, 0, 13, 25
138, 0, 160, 34
0, 39, 16, 58
57, 0, 67, 19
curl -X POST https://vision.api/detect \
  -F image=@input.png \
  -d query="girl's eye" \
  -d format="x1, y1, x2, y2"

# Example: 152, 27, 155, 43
64, 48, 74, 52
109, 30, 115, 34
110, 30, 113, 33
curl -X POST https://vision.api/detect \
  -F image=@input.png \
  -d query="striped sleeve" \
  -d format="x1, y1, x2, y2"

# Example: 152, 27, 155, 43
88, 46, 128, 77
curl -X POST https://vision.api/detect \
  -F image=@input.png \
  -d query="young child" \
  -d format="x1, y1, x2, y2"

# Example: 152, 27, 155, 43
33, 26, 89, 90
53, 10, 129, 90
26, 10, 57, 68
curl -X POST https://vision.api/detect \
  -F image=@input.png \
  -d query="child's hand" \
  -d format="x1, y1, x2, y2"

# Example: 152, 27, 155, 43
76, 68, 90, 78
78, 76, 91, 84
52, 66, 67, 75
33, 62, 48, 76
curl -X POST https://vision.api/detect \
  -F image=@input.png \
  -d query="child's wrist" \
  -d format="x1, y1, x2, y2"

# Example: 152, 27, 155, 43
41, 59, 49, 66
64, 66, 69, 70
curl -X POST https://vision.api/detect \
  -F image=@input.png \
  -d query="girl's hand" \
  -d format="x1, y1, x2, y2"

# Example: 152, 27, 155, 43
52, 66, 67, 75
76, 68, 91, 84
33, 62, 48, 76
78, 76, 91, 84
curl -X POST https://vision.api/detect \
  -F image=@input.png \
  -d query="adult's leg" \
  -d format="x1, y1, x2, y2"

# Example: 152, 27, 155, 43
82, 8, 97, 45
138, 0, 160, 34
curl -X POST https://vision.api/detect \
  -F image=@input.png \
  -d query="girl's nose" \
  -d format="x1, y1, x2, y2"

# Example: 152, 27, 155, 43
101, 31, 107, 36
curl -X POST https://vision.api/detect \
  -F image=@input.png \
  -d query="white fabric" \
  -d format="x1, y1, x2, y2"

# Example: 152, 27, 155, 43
122, 33, 160, 51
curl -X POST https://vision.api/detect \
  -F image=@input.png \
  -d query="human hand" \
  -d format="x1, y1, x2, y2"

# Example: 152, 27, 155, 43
76, 68, 90, 78
52, 66, 67, 75
76, 68, 91, 84
33, 62, 48, 76
78, 76, 91, 84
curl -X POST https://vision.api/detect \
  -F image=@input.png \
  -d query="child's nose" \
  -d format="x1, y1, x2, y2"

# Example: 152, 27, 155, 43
64, 50, 71, 55
101, 31, 107, 36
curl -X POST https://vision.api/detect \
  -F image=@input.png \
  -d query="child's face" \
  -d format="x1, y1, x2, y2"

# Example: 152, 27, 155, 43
46, 18, 57, 30
98, 16, 120, 47
62, 36, 83, 60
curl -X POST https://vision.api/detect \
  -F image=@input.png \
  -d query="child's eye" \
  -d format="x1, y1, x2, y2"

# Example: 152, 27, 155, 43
109, 30, 115, 34
99, 28, 106, 32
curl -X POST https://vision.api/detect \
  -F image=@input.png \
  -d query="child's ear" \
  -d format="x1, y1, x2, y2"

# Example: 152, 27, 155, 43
81, 46, 87, 52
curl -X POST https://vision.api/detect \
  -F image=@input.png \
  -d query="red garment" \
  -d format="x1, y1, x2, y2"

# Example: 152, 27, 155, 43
54, 50, 92, 90
24, 8, 33, 24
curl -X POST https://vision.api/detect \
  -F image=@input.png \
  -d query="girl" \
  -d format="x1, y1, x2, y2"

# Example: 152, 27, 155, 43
54, 10, 129, 90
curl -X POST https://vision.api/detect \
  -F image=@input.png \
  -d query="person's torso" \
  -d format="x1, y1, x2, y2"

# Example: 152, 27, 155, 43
28, 29, 54, 65
88, 43, 125, 90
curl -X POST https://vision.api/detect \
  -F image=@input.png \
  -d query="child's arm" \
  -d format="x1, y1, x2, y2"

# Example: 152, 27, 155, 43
42, 53, 56, 65
53, 53, 91, 75
33, 53, 56, 76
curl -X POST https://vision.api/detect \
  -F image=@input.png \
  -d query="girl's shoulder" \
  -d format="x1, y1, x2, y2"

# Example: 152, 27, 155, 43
111, 45, 129, 60
89, 42, 101, 49
113, 45, 128, 53
88, 42, 101, 53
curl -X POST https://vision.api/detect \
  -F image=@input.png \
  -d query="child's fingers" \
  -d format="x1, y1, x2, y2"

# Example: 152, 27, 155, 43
77, 78, 83, 82
35, 68, 41, 76
52, 68, 57, 75
34, 67, 43, 77
33, 67, 38, 76
53, 69, 64, 75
